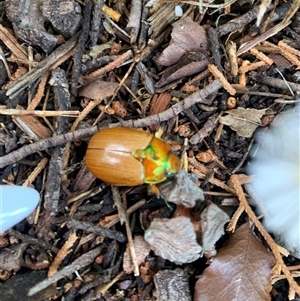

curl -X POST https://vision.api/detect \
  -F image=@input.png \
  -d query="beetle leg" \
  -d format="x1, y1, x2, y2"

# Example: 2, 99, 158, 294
149, 184, 160, 196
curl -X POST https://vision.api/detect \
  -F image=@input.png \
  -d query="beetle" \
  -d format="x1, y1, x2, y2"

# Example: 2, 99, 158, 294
85, 127, 181, 186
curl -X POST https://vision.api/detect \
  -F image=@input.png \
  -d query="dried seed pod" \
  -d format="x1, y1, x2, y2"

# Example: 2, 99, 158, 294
226, 97, 237, 109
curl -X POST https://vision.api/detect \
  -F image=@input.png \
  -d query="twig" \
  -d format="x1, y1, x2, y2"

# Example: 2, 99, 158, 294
90, 0, 104, 47
44, 69, 71, 213
0, 79, 222, 168
67, 219, 126, 242
127, 0, 142, 44
111, 186, 139, 276
70, 0, 92, 98
84, 50, 133, 79
0, 109, 79, 117
28, 246, 103, 296
22, 157, 48, 187
6, 33, 80, 98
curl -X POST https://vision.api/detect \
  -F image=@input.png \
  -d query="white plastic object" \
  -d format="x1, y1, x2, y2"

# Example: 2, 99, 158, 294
0, 185, 40, 233
175, 5, 183, 17
247, 106, 300, 258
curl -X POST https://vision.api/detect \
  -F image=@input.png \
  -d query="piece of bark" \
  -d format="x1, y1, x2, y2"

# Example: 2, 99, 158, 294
5, 0, 57, 53
44, 69, 71, 213
126, 0, 142, 44
154, 269, 191, 301
42, 0, 81, 38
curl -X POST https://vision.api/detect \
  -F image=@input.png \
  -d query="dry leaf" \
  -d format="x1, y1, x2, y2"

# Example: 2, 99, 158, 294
123, 236, 151, 274
219, 107, 267, 138
157, 17, 208, 66
201, 202, 230, 258
157, 169, 204, 208
78, 80, 119, 100
194, 223, 275, 301
144, 216, 202, 264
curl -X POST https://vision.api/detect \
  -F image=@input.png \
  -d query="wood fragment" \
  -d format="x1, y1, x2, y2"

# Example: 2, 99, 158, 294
127, 0, 142, 44
253, 73, 300, 92
208, 27, 223, 72
226, 41, 238, 77
44, 68, 71, 213
22, 157, 48, 187
6, 32, 80, 98
217, 4, 274, 37
70, 0, 92, 99
112, 186, 139, 276
237, 22, 291, 56
84, 50, 133, 79
27, 72, 50, 110
13, 105, 52, 140
102, 4, 121, 22
1, 109, 79, 117
0, 24, 27, 60
90, 0, 104, 47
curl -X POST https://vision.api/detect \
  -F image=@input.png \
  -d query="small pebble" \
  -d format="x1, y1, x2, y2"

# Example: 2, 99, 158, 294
175, 5, 183, 17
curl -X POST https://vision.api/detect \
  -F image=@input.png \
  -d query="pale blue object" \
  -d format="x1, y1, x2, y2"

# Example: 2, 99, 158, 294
0, 185, 40, 233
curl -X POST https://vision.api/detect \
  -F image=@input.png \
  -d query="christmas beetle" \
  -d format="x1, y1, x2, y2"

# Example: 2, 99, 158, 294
85, 127, 181, 186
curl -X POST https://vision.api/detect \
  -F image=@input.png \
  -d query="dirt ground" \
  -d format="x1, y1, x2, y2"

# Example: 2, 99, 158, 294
0, 1, 300, 300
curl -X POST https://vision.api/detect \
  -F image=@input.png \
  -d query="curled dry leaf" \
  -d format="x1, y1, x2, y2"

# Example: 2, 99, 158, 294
194, 223, 275, 301
154, 269, 191, 301
78, 80, 119, 100
201, 202, 230, 258
144, 216, 202, 264
157, 17, 208, 66
157, 169, 204, 208
123, 236, 151, 274
219, 107, 267, 138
